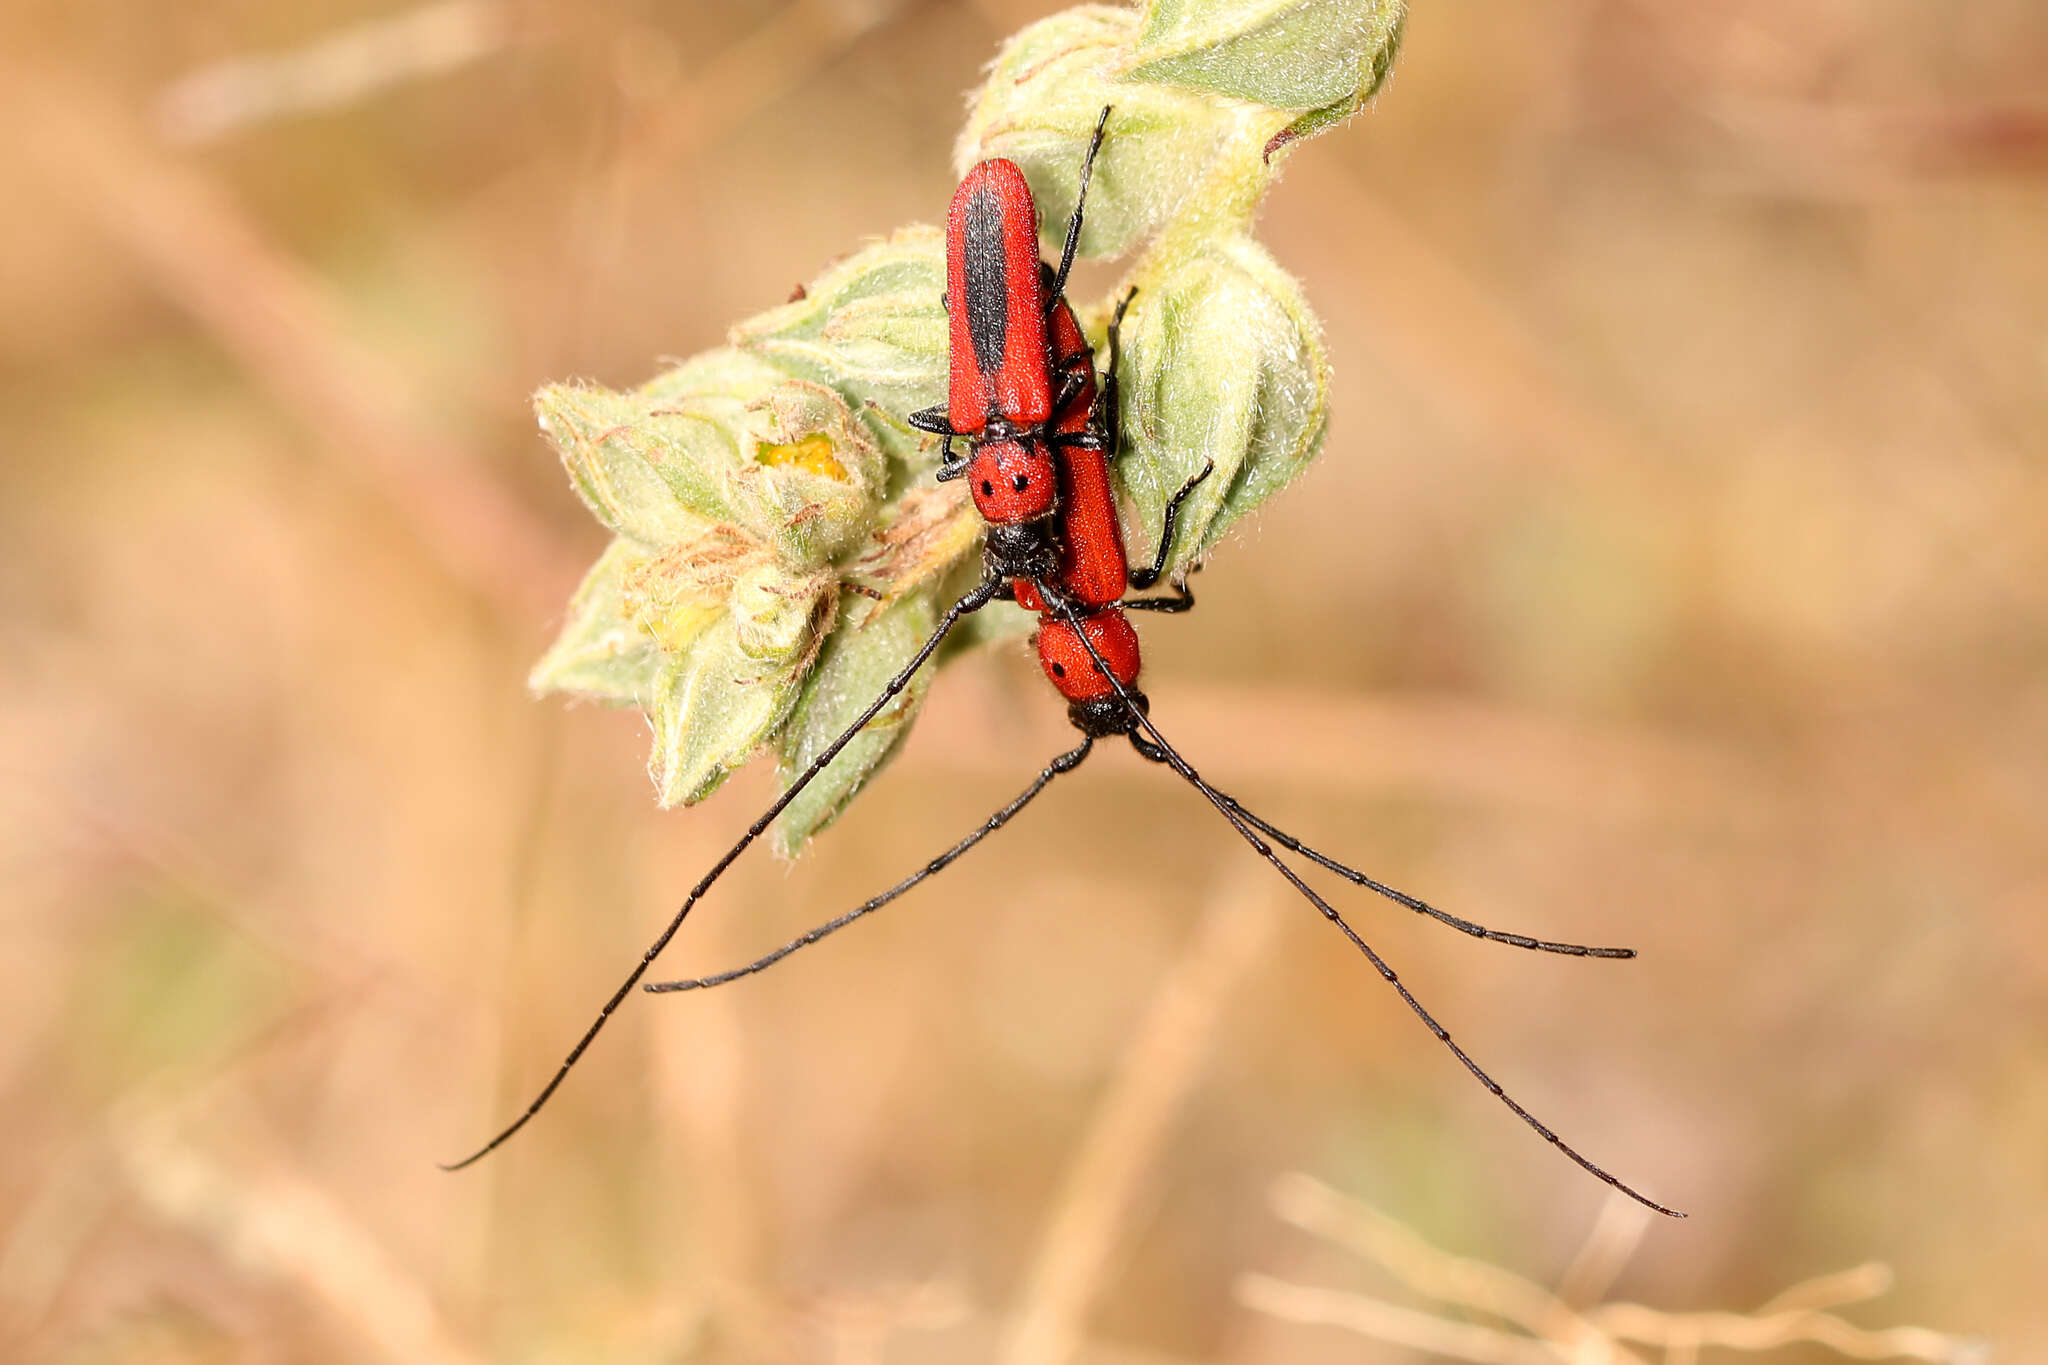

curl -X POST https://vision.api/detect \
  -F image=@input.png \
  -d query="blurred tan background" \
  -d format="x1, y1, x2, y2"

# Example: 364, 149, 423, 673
3, 1, 2043, 1361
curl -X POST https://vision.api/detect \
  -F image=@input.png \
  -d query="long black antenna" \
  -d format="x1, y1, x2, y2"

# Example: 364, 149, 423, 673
1211, 794, 1634, 958
1046, 106, 1112, 309
440, 576, 1002, 1170
644, 739, 1093, 994
1032, 582, 1684, 1219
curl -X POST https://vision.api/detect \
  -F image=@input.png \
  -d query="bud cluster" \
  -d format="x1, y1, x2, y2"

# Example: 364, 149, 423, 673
531, 0, 1403, 848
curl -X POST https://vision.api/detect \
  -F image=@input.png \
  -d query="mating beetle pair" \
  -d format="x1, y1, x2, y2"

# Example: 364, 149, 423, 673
447, 108, 1682, 1221
908, 109, 1209, 740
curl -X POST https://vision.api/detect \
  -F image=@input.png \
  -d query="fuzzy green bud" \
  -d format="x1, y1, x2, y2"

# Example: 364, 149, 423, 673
531, 359, 895, 807
643, 593, 829, 807
961, 1, 1405, 260
1114, 232, 1330, 578
960, 7, 1269, 257
1125, 0, 1406, 115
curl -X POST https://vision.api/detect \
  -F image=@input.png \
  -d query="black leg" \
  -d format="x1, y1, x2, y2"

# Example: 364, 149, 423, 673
908, 404, 961, 437
645, 740, 1093, 994
1128, 460, 1215, 591
1052, 335, 1095, 386
1120, 581, 1195, 613
1100, 288, 1134, 461
1099, 289, 1193, 615
439, 575, 1004, 1171
911, 404, 965, 470
1051, 362, 1092, 416
1031, 579, 1685, 1220
1047, 106, 1113, 311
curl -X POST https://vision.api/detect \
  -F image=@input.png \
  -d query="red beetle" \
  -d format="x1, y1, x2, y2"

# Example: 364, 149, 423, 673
908, 111, 1123, 582
942, 157, 1055, 435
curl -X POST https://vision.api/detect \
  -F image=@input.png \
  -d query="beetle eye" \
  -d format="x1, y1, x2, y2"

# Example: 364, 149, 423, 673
1012, 473, 1030, 492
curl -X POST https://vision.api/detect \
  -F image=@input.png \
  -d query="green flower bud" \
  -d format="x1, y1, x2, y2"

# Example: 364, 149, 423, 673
645, 591, 833, 807
1125, 0, 1406, 116
1114, 232, 1330, 579
731, 228, 949, 464
537, 358, 887, 568
536, 379, 739, 543
723, 380, 889, 569
960, 6, 1275, 257
727, 560, 834, 664
615, 527, 748, 658
531, 357, 898, 808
